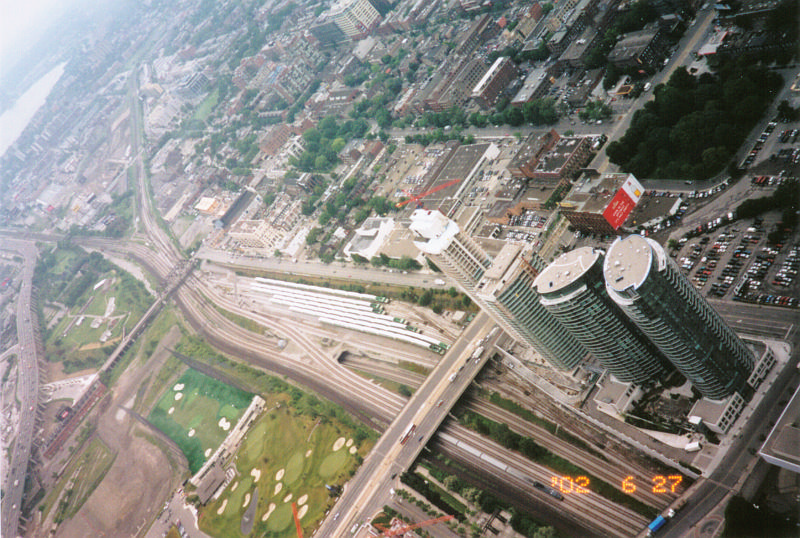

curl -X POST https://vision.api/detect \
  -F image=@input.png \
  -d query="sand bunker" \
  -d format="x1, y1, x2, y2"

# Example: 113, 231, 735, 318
173, 383, 185, 391
231, 481, 239, 492
297, 494, 308, 506
174, 392, 183, 401
275, 468, 285, 481
346, 438, 353, 447
242, 493, 251, 508
218, 417, 231, 431
298, 505, 308, 518
261, 503, 276, 522
250, 468, 261, 482
274, 482, 283, 495
332, 437, 346, 451
204, 448, 211, 458
305, 449, 312, 458
283, 493, 293, 503
168, 407, 175, 415
349, 446, 357, 454
187, 428, 195, 437
217, 499, 227, 515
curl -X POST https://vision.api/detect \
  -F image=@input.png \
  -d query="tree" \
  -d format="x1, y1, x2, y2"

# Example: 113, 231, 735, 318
314, 155, 330, 170
306, 227, 322, 244
461, 487, 481, 504
534, 527, 558, 538
398, 385, 412, 397
443, 475, 461, 491
331, 137, 346, 153
419, 290, 433, 306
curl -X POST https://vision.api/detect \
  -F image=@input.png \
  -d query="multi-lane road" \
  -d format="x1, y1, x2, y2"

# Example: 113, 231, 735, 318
2, 239, 42, 538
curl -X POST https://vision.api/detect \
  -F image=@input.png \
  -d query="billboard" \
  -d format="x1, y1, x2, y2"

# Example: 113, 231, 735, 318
602, 175, 644, 230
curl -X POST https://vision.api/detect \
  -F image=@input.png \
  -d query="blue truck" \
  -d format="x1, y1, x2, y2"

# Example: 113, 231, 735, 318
647, 515, 666, 536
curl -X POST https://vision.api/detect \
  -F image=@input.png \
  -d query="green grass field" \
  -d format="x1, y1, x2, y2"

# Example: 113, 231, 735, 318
192, 88, 219, 122
45, 268, 152, 373
198, 405, 372, 538
148, 368, 253, 474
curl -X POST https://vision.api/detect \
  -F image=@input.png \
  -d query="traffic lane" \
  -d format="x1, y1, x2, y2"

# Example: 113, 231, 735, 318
711, 300, 799, 339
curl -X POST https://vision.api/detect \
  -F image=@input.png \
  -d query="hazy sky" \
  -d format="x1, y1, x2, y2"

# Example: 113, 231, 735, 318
0, 0, 75, 71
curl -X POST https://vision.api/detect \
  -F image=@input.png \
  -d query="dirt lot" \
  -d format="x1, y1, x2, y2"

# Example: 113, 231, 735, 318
55, 432, 174, 538
44, 325, 188, 538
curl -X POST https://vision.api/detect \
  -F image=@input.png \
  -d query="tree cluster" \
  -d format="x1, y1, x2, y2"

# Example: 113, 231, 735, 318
606, 62, 782, 180
577, 100, 612, 122
291, 116, 370, 172
736, 180, 798, 229
400, 472, 467, 521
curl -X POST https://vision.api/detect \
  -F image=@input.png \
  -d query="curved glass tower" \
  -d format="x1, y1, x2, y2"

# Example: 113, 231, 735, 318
478, 244, 588, 371
410, 210, 587, 370
604, 235, 754, 400
533, 247, 670, 384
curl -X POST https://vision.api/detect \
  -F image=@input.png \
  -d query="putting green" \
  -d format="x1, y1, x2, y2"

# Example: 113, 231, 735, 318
218, 403, 240, 421
266, 503, 293, 532
283, 451, 305, 485
318, 449, 348, 479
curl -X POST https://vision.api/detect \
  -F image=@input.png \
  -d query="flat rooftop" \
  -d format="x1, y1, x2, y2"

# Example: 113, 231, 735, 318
483, 242, 523, 280
425, 143, 492, 209
561, 173, 632, 214
604, 234, 656, 292
534, 246, 602, 294
761, 383, 800, 470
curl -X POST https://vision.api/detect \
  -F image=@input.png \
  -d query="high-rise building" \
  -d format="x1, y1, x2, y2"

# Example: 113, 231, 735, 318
410, 210, 587, 371
476, 243, 588, 370
604, 235, 754, 399
309, 18, 348, 46
533, 247, 671, 384
329, 0, 382, 40
410, 209, 492, 292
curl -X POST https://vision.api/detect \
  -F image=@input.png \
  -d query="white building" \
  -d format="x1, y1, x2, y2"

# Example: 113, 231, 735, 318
330, 0, 382, 40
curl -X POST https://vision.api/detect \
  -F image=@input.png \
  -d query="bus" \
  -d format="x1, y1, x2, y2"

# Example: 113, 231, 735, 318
399, 424, 417, 445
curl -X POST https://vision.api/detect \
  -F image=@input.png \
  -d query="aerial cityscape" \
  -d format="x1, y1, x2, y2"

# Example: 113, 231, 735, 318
0, 0, 798, 536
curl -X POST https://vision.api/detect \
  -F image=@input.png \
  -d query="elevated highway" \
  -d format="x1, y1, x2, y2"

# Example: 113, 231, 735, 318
1, 240, 42, 538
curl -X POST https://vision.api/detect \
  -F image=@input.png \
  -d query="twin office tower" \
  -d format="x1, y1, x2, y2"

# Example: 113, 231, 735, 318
410, 210, 754, 400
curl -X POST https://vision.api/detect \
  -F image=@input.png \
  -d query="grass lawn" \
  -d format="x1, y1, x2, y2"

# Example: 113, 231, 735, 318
148, 368, 253, 474
45, 268, 151, 373
41, 437, 116, 522
198, 404, 372, 538
192, 88, 219, 122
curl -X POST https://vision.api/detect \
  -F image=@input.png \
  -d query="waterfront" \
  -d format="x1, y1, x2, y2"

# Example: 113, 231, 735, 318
0, 61, 64, 157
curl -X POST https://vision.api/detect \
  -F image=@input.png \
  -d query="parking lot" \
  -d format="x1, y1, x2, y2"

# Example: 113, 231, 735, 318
673, 213, 798, 309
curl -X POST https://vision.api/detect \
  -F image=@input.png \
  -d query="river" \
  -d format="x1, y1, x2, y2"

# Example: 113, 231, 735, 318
0, 62, 65, 158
